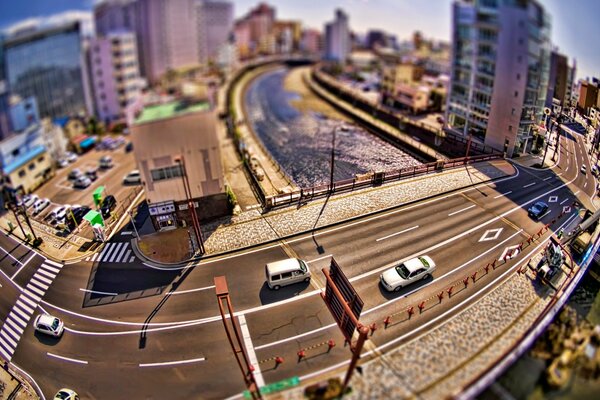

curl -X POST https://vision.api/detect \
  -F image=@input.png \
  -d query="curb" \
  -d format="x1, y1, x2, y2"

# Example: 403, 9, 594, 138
134, 161, 517, 268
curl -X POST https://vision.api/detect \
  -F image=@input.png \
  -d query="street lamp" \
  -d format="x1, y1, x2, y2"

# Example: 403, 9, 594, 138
175, 154, 204, 255
329, 126, 338, 192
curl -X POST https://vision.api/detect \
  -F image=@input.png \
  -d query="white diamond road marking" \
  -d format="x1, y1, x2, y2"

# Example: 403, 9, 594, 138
0, 260, 63, 361
548, 196, 558, 203
498, 245, 520, 261
563, 206, 571, 213
479, 228, 504, 242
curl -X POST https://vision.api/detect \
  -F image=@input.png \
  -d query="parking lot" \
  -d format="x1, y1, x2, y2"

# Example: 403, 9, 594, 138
23, 139, 142, 238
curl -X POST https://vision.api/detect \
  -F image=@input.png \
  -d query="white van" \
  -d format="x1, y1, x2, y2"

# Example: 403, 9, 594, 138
265, 258, 311, 290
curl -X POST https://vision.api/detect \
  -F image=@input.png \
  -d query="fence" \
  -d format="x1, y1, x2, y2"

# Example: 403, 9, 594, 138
266, 153, 502, 209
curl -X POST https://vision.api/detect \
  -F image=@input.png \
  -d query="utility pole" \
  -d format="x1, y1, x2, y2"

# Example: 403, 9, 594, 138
329, 127, 337, 192
176, 154, 204, 254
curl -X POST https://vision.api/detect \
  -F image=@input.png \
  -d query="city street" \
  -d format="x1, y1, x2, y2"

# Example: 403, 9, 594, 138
0, 122, 596, 398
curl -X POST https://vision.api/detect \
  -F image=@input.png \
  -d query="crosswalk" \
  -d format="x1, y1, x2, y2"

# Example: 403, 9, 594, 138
0, 259, 63, 362
85, 242, 135, 264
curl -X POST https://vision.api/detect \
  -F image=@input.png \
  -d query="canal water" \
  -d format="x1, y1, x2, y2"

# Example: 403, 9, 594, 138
244, 67, 422, 188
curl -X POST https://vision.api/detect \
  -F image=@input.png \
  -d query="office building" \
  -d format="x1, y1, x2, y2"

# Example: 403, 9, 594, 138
90, 32, 142, 123
545, 51, 570, 111
578, 80, 599, 113
0, 82, 11, 140
130, 96, 226, 230
4, 22, 94, 119
324, 9, 350, 63
300, 29, 321, 55
445, 0, 551, 157
198, 0, 234, 64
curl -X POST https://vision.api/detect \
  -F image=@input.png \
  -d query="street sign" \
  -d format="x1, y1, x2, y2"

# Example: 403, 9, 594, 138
329, 258, 363, 319
243, 376, 300, 398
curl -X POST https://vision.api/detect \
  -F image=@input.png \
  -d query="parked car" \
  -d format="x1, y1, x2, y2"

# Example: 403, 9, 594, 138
73, 176, 92, 189
53, 388, 79, 400
68, 169, 83, 180
592, 165, 599, 176
32, 198, 51, 215
47, 205, 70, 225
528, 201, 549, 219
23, 194, 39, 208
85, 168, 98, 181
580, 165, 587, 174
123, 170, 141, 185
65, 152, 78, 163
380, 255, 436, 292
125, 141, 134, 152
33, 314, 64, 337
57, 158, 69, 168
100, 195, 117, 218
65, 206, 91, 230
99, 155, 113, 169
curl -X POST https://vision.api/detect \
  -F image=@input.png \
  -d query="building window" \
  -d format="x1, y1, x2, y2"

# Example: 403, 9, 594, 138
38, 156, 45, 163
514, 91, 518, 97
516, 73, 520, 80
517, 55, 522, 63
18, 170, 26, 178
508, 125, 512, 132
28, 163, 35, 171
150, 165, 183, 182
512, 108, 516, 115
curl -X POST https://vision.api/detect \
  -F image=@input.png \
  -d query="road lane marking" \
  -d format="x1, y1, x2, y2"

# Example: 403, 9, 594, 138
543, 177, 552, 181
560, 198, 569, 205
255, 323, 336, 351
584, 181, 588, 188
237, 315, 265, 387
448, 205, 475, 217
164, 285, 215, 296
574, 190, 580, 195
10, 253, 36, 280
24, 290, 41, 302
26, 283, 45, 297
523, 182, 536, 188
30, 279, 49, 291
0, 245, 24, 267
47, 352, 88, 365
376, 225, 419, 242
305, 254, 332, 263
33, 274, 52, 285
15, 300, 34, 315
139, 357, 206, 368
79, 288, 118, 296
493, 191, 512, 199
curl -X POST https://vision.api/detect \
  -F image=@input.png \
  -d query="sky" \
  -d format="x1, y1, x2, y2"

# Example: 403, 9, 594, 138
0, 0, 598, 80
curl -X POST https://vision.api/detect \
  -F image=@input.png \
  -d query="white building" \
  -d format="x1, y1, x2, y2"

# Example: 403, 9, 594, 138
90, 32, 142, 123
324, 9, 350, 63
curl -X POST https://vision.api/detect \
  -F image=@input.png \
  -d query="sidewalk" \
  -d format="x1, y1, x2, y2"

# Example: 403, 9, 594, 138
136, 159, 515, 264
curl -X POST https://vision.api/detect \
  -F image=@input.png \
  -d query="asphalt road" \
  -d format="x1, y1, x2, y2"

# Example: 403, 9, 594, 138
0, 126, 597, 399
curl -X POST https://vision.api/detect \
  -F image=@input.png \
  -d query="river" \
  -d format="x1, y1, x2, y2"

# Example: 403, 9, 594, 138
243, 66, 422, 188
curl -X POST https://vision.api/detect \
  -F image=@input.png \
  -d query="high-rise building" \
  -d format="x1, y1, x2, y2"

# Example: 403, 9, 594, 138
445, 0, 551, 157
90, 32, 142, 124
234, 2, 276, 56
324, 9, 350, 63
366, 30, 387, 50
197, 1, 234, 64
578, 80, 599, 113
94, 0, 138, 36
300, 29, 321, 55
0, 33, 6, 82
0, 82, 10, 140
545, 51, 570, 110
4, 22, 94, 119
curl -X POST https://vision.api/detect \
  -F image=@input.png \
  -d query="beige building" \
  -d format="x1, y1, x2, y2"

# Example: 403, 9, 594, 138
389, 83, 431, 115
130, 98, 226, 230
381, 63, 425, 100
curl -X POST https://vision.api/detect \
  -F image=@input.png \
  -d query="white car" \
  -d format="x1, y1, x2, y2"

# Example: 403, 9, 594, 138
47, 205, 70, 225
53, 388, 79, 400
33, 314, 64, 337
380, 255, 436, 292
32, 198, 51, 215
57, 158, 69, 168
23, 194, 39, 208
123, 170, 141, 184
65, 152, 78, 163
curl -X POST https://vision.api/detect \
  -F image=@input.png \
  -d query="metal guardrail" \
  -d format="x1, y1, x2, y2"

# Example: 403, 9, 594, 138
266, 154, 503, 209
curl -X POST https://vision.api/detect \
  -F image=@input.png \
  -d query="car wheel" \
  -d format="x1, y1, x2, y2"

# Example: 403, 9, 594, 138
394, 285, 402, 292
304, 277, 310, 282
422, 274, 430, 280
273, 285, 280, 290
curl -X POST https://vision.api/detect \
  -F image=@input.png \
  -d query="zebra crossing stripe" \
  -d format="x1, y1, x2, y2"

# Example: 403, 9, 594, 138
90, 252, 99, 262
16, 300, 34, 315
0, 344, 13, 361
4, 324, 21, 341
130, 256, 135, 262
7, 320, 23, 335
99, 243, 117, 262
37, 269, 56, 280
122, 249, 132, 264
26, 284, 45, 297
24, 290, 41, 302
34, 274, 53, 285
44, 259, 63, 268
0, 337, 15, 354
11, 305, 30, 320
0, 331, 18, 349
41, 265, 61, 274
114, 244, 129, 263
9, 313, 27, 328
108, 243, 124, 262
30, 279, 50, 291
19, 295, 37, 309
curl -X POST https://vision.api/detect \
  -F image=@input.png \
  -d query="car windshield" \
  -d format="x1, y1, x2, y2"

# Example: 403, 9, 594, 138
51, 318, 60, 330
299, 260, 308, 273
418, 257, 430, 268
55, 391, 70, 400
395, 264, 410, 279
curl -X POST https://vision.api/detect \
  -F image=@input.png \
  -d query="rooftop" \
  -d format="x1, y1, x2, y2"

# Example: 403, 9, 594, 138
134, 100, 210, 125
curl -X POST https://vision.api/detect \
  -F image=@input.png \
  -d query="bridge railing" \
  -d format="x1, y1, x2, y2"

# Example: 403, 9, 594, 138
266, 153, 503, 209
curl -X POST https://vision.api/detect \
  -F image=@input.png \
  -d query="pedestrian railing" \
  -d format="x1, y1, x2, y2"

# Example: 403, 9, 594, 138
265, 153, 503, 209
